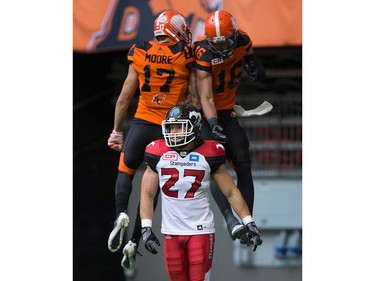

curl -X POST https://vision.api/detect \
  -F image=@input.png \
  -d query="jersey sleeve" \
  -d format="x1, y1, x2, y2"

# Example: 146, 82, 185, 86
237, 29, 252, 51
169, 40, 195, 70
193, 40, 213, 73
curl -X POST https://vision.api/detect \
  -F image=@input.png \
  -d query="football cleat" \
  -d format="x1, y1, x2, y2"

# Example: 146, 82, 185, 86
121, 240, 139, 270
107, 212, 130, 252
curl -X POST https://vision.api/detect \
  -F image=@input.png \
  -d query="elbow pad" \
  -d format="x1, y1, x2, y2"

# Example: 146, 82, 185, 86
243, 54, 266, 81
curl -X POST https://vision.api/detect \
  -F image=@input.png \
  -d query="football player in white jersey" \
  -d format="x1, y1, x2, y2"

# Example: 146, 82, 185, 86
139, 103, 262, 281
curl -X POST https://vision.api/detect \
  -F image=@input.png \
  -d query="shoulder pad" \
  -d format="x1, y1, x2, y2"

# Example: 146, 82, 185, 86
145, 139, 170, 156
196, 140, 226, 157
168, 40, 188, 54
128, 41, 152, 62
236, 30, 252, 49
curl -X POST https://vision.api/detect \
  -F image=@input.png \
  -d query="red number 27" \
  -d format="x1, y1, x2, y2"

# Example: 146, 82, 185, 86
161, 168, 205, 198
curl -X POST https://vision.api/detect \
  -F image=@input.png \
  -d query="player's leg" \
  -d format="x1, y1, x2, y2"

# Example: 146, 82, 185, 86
222, 115, 254, 214
164, 235, 189, 281
200, 116, 244, 240
108, 121, 140, 253
187, 233, 215, 281
122, 121, 164, 269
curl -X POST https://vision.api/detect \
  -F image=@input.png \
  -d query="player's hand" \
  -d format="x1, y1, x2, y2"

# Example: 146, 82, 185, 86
142, 227, 160, 254
242, 55, 266, 82
108, 130, 123, 152
211, 124, 226, 143
241, 221, 263, 251
108, 212, 129, 252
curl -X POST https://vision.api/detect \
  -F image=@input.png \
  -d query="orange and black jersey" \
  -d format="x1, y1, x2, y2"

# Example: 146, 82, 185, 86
128, 40, 195, 126
194, 30, 252, 111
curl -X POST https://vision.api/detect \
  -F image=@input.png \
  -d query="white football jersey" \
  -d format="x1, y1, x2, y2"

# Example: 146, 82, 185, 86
144, 139, 226, 235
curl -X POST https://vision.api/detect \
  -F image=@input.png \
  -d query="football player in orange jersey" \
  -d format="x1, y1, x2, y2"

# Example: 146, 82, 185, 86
194, 10, 266, 245
106, 10, 198, 271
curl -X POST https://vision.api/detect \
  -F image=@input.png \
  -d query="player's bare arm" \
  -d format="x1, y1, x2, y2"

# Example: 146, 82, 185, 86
107, 65, 139, 151
196, 68, 216, 120
212, 164, 251, 220
186, 68, 201, 110
213, 163, 263, 251
140, 165, 159, 221
114, 65, 139, 132
196, 68, 226, 143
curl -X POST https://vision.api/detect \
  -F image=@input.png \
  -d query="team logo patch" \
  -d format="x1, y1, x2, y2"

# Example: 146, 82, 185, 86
211, 57, 224, 65
152, 93, 166, 105
189, 154, 199, 162
162, 152, 178, 160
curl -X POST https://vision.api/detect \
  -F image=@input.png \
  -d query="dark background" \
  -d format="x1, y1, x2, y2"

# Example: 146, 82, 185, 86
73, 51, 127, 281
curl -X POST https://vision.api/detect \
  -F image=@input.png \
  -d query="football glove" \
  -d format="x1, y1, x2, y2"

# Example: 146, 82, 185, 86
242, 54, 266, 82
107, 212, 129, 252
108, 130, 123, 152
208, 118, 226, 143
142, 227, 160, 254
241, 221, 263, 251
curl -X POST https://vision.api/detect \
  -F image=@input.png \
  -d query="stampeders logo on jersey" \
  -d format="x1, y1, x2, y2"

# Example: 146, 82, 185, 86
162, 152, 178, 160
211, 57, 224, 65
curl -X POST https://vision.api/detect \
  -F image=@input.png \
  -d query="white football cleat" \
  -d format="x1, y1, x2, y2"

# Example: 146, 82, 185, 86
121, 240, 138, 270
107, 212, 130, 252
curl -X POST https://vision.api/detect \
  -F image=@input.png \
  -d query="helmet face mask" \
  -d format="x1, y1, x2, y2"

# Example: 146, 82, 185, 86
205, 10, 238, 57
154, 10, 192, 44
206, 33, 237, 57
162, 104, 202, 148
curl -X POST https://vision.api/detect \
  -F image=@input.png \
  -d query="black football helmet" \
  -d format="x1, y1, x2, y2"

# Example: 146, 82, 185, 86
162, 104, 202, 147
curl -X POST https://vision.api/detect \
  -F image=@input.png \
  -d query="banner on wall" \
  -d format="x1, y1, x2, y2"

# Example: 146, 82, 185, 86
73, 0, 302, 53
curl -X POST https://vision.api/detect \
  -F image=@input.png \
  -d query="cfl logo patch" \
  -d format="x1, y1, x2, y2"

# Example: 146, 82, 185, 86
163, 153, 178, 160
211, 57, 224, 65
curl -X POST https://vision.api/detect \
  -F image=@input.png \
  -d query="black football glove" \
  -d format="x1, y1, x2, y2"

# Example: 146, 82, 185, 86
242, 54, 266, 82
141, 227, 160, 254
208, 118, 226, 143
241, 221, 263, 251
